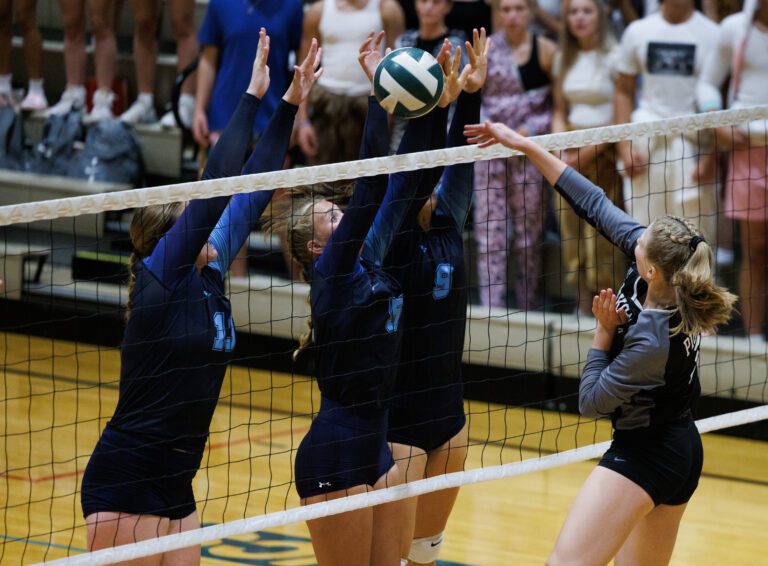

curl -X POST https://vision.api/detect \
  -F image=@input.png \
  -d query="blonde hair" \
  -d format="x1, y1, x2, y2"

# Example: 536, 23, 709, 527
556, 0, 615, 85
646, 216, 737, 336
126, 202, 184, 320
262, 191, 324, 361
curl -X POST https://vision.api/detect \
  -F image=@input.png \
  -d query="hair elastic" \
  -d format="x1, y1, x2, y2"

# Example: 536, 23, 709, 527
689, 235, 704, 251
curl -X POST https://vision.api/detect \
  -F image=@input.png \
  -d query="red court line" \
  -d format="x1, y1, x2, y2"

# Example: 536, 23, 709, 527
1, 426, 309, 484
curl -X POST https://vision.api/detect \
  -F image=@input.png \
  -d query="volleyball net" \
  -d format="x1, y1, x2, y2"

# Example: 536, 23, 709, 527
1, 106, 767, 565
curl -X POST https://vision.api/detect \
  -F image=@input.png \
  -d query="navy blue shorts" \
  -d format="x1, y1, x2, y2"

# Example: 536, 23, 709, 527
81, 427, 203, 520
295, 397, 394, 499
387, 382, 465, 453
599, 415, 703, 506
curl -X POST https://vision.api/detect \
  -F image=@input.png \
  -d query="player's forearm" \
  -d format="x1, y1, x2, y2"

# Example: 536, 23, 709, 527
195, 52, 217, 116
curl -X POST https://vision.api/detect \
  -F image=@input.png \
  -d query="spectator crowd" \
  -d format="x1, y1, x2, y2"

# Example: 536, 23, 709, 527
1, 0, 766, 339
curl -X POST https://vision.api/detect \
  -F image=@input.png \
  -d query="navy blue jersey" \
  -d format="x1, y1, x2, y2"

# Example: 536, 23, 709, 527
554, 167, 701, 433
310, 100, 444, 407
110, 95, 296, 448
386, 91, 480, 403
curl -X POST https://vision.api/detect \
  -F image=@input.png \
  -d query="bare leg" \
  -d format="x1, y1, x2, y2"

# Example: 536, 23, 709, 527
390, 442, 428, 559
90, 0, 117, 91
130, 0, 160, 94
614, 503, 688, 566
304, 485, 373, 566
371, 462, 408, 566
15, 0, 43, 79
739, 220, 767, 336
86, 511, 170, 565
59, 0, 87, 86
409, 423, 468, 566
160, 511, 201, 566
548, 466, 654, 566
170, 0, 197, 95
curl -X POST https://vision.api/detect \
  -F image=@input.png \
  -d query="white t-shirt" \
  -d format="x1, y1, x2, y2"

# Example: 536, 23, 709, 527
697, 12, 768, 110
556, 47, 619, 128
617, 11, 719, 120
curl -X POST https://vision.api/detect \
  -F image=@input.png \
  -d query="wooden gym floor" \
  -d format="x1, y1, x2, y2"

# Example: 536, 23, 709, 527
1, 332, 766, 565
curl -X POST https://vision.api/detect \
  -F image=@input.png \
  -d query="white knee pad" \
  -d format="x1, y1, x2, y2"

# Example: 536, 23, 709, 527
408, 532, 444, 564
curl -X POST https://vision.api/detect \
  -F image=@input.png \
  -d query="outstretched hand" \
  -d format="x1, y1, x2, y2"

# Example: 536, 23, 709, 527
358, 30, 388, 84
247, 28, 271, 99
438, 40, 469, 108
464, 27, 490, 93
283, 38, 323, 106
464, 121, 529, 151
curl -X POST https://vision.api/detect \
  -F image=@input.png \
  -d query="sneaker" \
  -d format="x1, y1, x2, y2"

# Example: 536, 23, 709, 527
120, 98, 158, 125
48, 86, 86, 116
20, 90, 49, 112
159, 94, 195, 129
89, 89, 114, 121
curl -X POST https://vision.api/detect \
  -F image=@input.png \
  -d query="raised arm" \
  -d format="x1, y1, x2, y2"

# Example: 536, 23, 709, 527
144, 30, 270, 288
464, 122, 645, 257
361, 104, 447, 269
436, 89, 481, 228
313, 32, 393, 277
209, 39, 322, 275
437, 29, 489, 228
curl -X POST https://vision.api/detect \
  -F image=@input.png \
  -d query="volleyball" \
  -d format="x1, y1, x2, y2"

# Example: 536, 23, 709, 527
373, 47, 444, 119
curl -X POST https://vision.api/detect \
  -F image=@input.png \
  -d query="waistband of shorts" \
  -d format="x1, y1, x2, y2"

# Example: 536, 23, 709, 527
319, 396, 389, 430
613, 410, 694, 441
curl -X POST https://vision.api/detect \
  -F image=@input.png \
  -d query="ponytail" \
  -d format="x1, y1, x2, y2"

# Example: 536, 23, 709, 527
647, 216, 737, 336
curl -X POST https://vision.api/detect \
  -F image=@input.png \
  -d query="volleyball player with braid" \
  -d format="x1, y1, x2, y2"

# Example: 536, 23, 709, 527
385, 28, 489, 566
264, 31, 459, 566
80, 30, 322, 563
465, 121, 736, 566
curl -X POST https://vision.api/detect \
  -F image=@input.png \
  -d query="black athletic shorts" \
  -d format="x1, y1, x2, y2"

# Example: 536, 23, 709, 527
387, 382, 466, 453
599, 415, 703, 506
295, 396, 394, 499
81, 426, 203, 520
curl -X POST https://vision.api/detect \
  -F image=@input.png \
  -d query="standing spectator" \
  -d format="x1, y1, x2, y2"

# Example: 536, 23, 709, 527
697, 0, 768, 340
0, 0, 46, 110
296, 0, 405, 165
193, 0, 303, 277
614, 0, 719, 241
474, 0, 556, 309
120, 0, 199, 126
193, 0, 303, 148
389, 0, 467, 152
48, 0, 118, 120
552, 0, 626, 315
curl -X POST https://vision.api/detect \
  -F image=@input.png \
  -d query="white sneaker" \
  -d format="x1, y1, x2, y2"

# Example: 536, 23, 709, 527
20, 90, 49, 112
48, 86, 86, 115
160, 94, 195, 129
120, 98, 158, 125
89, 89, 114, 121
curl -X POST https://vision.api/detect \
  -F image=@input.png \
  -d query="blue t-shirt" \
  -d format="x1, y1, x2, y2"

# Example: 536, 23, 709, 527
198, 0, 303, 135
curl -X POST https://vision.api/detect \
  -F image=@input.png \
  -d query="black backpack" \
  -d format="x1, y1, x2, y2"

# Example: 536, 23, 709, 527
0, 106, 25, 171
68, 119, 144, 186
28, 108, 84, 176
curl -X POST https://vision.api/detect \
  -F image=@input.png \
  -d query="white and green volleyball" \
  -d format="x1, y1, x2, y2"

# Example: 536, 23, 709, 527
373, 47, 444, 119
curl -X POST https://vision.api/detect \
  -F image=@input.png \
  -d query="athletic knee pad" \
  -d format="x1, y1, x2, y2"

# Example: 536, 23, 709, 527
408, 532, 444, 564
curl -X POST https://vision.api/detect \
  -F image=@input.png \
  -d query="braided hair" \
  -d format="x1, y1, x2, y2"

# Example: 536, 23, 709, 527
646, 216, 737, 336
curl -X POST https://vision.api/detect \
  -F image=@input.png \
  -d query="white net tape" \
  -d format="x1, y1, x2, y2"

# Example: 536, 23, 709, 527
2, 105, 767, 227
36, 405, 768, 565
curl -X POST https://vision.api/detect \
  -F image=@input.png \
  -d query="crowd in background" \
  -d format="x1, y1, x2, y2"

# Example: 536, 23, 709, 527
1, 0, 766, 339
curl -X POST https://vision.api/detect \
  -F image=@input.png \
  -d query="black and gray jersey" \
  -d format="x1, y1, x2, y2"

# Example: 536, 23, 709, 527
554, 167, 701, 432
